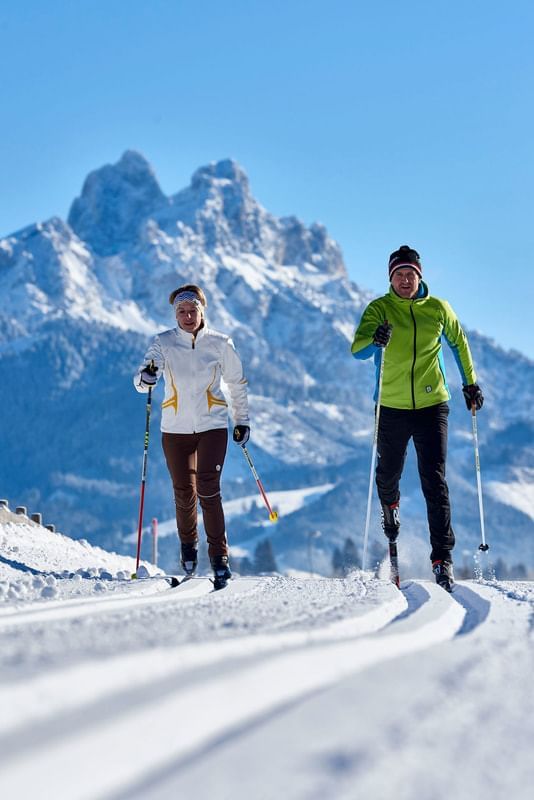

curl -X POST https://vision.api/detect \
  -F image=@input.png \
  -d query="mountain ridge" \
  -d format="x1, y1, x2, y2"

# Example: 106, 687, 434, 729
2, 151, 533, 574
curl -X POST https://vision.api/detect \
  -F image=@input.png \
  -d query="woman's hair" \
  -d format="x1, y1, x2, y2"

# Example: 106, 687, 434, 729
169, 284, 207, 307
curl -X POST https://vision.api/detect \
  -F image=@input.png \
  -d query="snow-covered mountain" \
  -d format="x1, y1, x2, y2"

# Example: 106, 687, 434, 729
1, 151, 533, 574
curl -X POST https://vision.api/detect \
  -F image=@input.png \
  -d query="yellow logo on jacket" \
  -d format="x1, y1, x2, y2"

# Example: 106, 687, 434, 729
161, 370, 178, 413
206, 367, 228, 411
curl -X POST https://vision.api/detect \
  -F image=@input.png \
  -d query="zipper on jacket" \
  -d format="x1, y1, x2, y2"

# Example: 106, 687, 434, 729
191, 336, 195, 430
410, 302, 417, 409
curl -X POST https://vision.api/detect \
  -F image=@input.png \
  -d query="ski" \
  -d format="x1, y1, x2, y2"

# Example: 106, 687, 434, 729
130, 572, 229, 590
389, 541, 400, 588
129, 573, 182, 587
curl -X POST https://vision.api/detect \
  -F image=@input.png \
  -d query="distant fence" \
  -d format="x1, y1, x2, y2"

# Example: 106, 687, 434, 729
0, 499, 57, 532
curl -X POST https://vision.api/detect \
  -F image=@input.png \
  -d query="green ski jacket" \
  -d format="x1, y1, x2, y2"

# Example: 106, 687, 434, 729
351, 282, 476, 409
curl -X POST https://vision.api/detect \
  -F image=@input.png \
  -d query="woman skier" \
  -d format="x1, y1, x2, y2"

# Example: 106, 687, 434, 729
134, 284, 250, 588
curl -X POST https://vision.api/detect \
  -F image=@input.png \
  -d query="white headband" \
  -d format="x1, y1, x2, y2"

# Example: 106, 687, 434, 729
173, 291, 204, 312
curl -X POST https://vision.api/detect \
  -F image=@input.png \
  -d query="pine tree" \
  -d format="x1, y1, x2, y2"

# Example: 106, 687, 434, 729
248, 502, 266, 522
509, 562, 527, 580
331, 546, 344, 577
342, 537, 360, 576
254, 538, 278, 574
493, 558, 508, 580
235, 556, 254, 576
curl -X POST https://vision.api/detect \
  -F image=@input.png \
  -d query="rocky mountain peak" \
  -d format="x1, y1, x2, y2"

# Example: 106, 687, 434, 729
63, 151, 345, 274
166, 157, 266, 252
190, 158, 250, 192
67, 150, 167, 257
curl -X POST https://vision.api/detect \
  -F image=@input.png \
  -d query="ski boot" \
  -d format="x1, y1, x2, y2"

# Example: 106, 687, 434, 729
180, 541, 198, 577
432, 559, 454, 592
380, 501, 400, 542
380, 501, 400, 588
211, 555, 232, 590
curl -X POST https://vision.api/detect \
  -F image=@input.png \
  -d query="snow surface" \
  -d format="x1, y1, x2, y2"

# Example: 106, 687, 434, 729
1, 510, 533, 799
0, 508, 160, 603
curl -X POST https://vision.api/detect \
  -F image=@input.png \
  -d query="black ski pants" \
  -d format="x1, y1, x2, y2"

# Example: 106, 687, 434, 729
376, 402, 455, 562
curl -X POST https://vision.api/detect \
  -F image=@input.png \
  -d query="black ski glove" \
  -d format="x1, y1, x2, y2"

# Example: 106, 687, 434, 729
462, 384, 484, 411
233, 425, 250, 446
139, 362, 158, 388
373, 321, 393, 348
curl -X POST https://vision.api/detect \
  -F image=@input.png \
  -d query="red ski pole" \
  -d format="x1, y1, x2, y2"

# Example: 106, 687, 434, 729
133, 380, 153, 576
241, 446, 278, 522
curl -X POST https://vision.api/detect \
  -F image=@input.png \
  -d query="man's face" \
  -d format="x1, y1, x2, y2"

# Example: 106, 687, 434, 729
391, 268, 420, 299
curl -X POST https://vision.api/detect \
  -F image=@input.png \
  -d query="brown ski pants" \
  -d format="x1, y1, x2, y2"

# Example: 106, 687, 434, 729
162, 429, 229, 558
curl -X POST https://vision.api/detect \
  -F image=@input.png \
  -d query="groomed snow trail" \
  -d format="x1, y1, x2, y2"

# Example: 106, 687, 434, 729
1, 576, 532, 800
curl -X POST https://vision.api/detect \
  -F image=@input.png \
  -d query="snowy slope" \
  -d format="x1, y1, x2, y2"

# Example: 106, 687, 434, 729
0, 506, 160, 603
0, 515, 532, 800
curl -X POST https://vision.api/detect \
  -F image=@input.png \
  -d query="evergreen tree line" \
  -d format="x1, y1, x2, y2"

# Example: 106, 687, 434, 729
492, 558, 528, 580
233, 535, 390, 577
331, 537, 386, 577
456, 557, 529, 581
231, 536, 530, 580
234, 538, 279, 575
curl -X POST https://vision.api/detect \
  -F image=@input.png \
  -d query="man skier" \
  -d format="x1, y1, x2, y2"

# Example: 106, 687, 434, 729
351, 245, 483, 591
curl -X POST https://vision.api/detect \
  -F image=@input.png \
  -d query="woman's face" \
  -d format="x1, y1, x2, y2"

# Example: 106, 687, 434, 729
176, 301, 203, 334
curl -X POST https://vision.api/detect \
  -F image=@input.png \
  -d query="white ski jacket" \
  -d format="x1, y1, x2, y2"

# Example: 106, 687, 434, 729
134, 325, 250, 434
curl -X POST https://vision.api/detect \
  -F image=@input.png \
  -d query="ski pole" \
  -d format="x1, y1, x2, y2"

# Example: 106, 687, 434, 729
362, 340, 387, 571
471, 403, 489, 552
134, 365, 154, 575
241, 446, 279, 522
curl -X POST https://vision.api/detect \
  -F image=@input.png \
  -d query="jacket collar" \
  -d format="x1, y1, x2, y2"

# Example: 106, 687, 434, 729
175, 323, 207, 344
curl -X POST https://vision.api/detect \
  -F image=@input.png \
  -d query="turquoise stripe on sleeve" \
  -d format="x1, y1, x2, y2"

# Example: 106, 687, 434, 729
444, 333, 469, 384
437, 342, 451, 399
352, 343, 377, 360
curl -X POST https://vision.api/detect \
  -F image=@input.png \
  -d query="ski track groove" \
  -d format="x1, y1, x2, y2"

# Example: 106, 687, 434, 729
0, 575, 249, 628
451, 584, 492, 635
0, 578, 493, 799
0, 581, 405, 738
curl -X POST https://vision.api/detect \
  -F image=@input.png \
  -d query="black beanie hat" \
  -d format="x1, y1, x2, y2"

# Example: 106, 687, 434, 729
388, 245, 422, 279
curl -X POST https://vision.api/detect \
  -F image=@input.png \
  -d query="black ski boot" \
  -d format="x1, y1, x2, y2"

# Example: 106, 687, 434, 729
211, 555, 232, 590
380, 501, 400, 542
180, 541, 198, 577
381, 501, 400, 587
432, 560, 454, 592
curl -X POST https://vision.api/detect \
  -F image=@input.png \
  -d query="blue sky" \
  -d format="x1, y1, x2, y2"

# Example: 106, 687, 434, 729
1, 0, 533, 357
